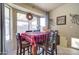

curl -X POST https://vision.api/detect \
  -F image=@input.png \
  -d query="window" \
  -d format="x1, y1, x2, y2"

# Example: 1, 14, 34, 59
17, 11, 46, 32
29, 16, 38, 30
17, 12, 29, 33
40, 17, 46, 31
17, 12, 38, 32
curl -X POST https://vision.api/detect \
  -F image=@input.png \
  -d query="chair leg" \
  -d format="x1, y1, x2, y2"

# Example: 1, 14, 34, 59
51, 46, 54, 55
53, 44, 55, 55
27, 47, 29, 55
20, 47, 22, 55
54, 43, 57, 55
29, 46, 32, 55
42, 48, 44, 55
55, 46, 57, 55
45, 47, 48, 55
23, 48, 25, 55
51, 50, 54, 55
16, 46, 19, 55
45, 50, 47, 55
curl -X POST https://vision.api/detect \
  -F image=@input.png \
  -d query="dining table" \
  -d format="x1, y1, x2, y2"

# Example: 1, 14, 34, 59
20, 32, 49, 55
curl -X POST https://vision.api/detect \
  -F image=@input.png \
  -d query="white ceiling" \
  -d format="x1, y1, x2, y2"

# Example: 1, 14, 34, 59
31, 3, 65, 12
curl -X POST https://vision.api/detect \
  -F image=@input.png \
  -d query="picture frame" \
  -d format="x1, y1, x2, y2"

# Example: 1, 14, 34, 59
57, 16, 66, 25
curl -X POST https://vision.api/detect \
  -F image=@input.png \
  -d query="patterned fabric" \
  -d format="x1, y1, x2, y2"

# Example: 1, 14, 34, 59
48, 31, 58, 45
49, 32, 55, 43
20, 32, 49, 47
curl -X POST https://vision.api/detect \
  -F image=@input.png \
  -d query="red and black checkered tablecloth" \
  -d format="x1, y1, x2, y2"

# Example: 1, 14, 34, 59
20, 32, 49, 46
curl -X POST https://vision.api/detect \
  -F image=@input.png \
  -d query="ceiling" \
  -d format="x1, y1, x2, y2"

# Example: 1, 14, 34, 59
30, 3, 65, 12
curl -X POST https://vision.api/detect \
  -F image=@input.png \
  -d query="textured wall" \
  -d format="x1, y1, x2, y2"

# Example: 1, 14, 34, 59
49, 4, 79, 48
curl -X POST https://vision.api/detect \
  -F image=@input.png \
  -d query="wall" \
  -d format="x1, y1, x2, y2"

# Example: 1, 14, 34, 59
49, 3, 79, 48
11, 8, 17, 50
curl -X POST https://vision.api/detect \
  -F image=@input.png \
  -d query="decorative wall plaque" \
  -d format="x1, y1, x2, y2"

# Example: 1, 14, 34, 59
27, 13, 33, 20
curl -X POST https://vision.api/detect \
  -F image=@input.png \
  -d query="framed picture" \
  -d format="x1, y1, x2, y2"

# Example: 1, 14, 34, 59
57, 16, 66, 25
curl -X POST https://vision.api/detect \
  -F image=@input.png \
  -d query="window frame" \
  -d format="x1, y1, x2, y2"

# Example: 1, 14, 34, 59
4, 4, 12, 41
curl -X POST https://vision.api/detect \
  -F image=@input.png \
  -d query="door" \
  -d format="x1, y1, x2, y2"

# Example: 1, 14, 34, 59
0, 3, 2, 55
0, 3, 5, 55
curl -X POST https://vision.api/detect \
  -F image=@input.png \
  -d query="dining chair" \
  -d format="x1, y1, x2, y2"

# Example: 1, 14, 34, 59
26, 30, 32, 32
33, 30, 40, 32
47, 31, 58, 55
37, 34, 49, 55
16, 33, 31, 55
38, 31, 58, 55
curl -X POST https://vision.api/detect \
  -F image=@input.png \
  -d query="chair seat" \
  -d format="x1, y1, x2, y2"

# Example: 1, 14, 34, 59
21, 41, 30, 48
22, 41, 29, 44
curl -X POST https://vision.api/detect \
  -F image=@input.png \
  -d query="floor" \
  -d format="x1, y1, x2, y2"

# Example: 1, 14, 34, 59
57, 46, 79, 55
7, 46, 79, 55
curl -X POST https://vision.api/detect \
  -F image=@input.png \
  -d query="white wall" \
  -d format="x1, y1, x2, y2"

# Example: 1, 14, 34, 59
49, 3, 79, 47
